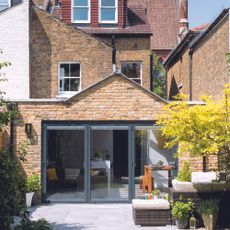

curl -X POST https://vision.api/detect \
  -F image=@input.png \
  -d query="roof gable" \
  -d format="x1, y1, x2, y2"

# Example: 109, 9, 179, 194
64, 73, 167, 121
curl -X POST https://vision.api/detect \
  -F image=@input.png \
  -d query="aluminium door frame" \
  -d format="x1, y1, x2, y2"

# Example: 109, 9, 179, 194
41, 121, 155, 203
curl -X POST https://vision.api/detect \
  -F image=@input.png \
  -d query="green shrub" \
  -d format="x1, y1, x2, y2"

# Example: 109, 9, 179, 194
26, 173, 40, 192
200, 199, 219, 215
0, 149, 26, 230
152, 189, 161, 196
177, 161, 192, 182
15, 215, 52, 230
171, 197, 194, 220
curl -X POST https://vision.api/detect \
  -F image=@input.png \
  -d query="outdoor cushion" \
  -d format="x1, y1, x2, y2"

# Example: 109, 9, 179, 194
191, 172, 216, 183
47, 168, 58, 181
132, 199, 170, 210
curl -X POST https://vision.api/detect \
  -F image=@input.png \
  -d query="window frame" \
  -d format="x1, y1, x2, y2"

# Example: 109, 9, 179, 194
121, 62, 143, 86
99, 0, 118, 24
0, 0, 11, 11
58, 62, 82, 95
71, 0, 91, 23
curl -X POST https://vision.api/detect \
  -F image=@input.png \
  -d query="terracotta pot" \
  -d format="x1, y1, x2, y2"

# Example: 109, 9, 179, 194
175, 218, 188, 229
202, 214, 217, 230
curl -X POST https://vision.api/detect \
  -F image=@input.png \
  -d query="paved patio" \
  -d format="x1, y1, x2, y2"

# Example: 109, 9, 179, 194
30, 203, 179, 230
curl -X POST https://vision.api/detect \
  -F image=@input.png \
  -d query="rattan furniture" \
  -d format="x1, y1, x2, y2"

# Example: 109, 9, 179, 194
132, 199, 172, 226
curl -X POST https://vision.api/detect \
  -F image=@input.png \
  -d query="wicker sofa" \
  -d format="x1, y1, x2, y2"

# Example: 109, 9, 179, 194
132, 199, 172, 226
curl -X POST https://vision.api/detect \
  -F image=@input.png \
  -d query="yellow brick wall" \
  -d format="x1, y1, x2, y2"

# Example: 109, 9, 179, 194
15, 74, 165, 174
192, 16, 229, 101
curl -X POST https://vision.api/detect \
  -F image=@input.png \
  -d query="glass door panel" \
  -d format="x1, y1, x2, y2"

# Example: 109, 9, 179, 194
46, 128, 85, 202
134, 126, 176, 198
90, 126, 129, 201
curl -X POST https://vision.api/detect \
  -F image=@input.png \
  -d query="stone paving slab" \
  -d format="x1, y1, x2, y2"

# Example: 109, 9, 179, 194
30, 203, 202, 230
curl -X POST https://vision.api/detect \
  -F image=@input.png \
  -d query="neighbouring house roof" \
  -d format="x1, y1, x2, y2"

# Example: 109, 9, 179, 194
128, 0, 180, 50
79, 4, 152, 35
190, 23, 210, 32
163, 31, 199, 69
190, 8, 229, 51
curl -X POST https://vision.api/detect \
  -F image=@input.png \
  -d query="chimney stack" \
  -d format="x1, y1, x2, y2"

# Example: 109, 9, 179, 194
179, 0, 189, 40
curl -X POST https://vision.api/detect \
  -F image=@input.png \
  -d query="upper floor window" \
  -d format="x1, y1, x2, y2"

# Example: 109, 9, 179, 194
0, 0, 10, 11
99, 0, 117, 23
121, 62, 142, 85
59, 63, 81, 94
72, 0, 90, 23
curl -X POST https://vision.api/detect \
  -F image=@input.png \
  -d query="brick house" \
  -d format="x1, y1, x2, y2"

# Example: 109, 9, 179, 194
0, 0, 184, 203
164, 9, 230, 171
165, 8, 230, 101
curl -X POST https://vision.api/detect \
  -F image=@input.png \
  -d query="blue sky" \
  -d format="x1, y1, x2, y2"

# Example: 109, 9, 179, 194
189, 0, 230, 28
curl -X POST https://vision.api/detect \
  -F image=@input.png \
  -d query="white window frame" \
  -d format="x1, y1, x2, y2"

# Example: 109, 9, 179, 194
72, 0, 91, 23
0, 0, 11, 11
121, 62, 143, 85
99, 0, 118, 24
58, 62, 82, 95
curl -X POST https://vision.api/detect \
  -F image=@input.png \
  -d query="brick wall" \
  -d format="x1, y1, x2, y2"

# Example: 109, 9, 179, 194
98, 35, 151, 90
192, 16, 229, 101
30, 8, 113, 98
15, 74, 165, 175
167, 49, 190, 100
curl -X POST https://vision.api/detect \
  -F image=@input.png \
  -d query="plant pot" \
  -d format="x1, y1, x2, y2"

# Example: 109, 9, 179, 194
202, 214, 217, 230
26, 192, 34, 208
175, 218, 188, 229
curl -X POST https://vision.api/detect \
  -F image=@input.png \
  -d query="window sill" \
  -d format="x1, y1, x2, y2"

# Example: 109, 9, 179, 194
56, 92, 80, 99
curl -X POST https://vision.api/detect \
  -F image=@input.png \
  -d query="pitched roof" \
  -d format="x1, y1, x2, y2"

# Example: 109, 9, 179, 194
128, 0, 180, 50
190, 8, 229, 51
79, 4, 152, 35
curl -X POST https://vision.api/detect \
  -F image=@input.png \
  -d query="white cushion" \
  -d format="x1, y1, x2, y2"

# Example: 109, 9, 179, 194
191, 172, 216, 183
132, 199, 170, 210
172, 179, 196, 192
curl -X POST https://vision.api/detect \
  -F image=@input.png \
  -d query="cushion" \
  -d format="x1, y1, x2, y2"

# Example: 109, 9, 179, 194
192, 172, 217, 183
132, 199, 170, 210
47, 168, 58, 181
65, 168, 80, 180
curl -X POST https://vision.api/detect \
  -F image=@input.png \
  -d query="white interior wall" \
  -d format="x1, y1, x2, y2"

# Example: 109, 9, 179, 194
147, 130, 176, 188
92, 130, 113, 163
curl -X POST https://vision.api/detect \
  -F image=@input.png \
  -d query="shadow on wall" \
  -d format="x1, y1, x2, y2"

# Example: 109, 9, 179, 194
30, 8, 52, 98
169, 75, 180, 100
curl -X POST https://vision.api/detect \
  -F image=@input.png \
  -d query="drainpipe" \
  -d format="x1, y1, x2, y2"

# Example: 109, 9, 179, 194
7, 102, 17, 158
150, 52, 153, 92
112, 35, 117, 73
188, 50, 193, 100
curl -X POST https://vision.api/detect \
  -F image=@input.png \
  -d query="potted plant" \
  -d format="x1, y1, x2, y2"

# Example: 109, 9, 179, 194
25, 173, 40, 208
200, 199, 219, 230
152, 189, 161, 199
171, 197, 194, 229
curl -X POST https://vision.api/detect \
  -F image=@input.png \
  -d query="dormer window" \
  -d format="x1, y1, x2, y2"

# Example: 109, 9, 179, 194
99, 0, 117, 24
72, 0, 90, 23
0, 0, 10, 11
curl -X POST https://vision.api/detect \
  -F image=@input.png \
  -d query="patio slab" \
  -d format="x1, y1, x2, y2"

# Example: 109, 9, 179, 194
30, 203, 179, 230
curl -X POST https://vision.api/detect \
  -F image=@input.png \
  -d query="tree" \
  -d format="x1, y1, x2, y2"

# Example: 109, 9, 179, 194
157, 86, 230, 159
152, 52, 167, 99
0, 50, 26, 229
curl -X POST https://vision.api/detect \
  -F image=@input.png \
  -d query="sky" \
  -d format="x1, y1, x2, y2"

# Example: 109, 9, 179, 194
189, 0, 230, 28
